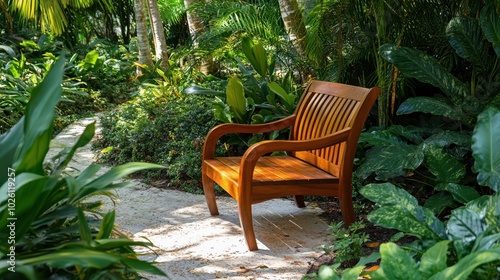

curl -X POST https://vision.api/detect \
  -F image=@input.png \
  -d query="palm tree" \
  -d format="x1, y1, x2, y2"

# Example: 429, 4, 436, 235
10, 0, 113, 35
278, 0, 307, 57
147, 0, 170, 70
134, 0, 154, 73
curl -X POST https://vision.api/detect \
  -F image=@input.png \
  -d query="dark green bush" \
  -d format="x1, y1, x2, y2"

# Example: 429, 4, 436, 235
94, 90, 222, 193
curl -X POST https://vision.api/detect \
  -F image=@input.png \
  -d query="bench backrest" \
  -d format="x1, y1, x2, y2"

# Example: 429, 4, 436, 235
289, 81, 380, 177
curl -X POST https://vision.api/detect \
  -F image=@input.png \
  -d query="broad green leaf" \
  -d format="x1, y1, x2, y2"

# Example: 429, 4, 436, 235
429, 246, 500, 280
480, 3, 500, 57
447, 207, 485, 246
78, 208, 92, 244
472, 107, 500, 192
356, 144, 424, 180
226, 77, 247, 122
424, 145, 465, 183
380, 44, 470, 99
361, 183, 446, 240
419, 241, 450, 278
447, 17, 489, 68
377, 243, 423, 280
435, 183, 480, 204
79, 50, 99, 70
242, 37, 267, 77
0, 118, 24, 185
424, 192, 455, 215
15, 54, 65, 174
471, 233, 500, 252
424, 131, 471, 148
355, 252, 380, 266
0, 174, 54, 241
396, 97, 462, 120
359, 129, 406, 146
341, 266, 365, 280
96, 211, 115, 239
317, 263, 341, 280
0, 45, 16, 56
268, 82, 294, 110
484, 193, 500, 231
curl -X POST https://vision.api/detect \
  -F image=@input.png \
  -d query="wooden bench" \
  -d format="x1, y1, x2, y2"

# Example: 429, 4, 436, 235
202, 80, 380, 250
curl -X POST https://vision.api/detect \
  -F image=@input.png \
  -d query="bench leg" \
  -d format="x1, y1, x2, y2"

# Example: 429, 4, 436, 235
294, 195, 306, 208
202, 174, 219, 216
238, 200, 258, 251
340, 196, 355, 227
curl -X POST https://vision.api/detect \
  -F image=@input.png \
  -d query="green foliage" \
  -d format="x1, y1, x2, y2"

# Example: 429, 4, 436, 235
321, 221, 370, 266
94, 89, 220, 193
320, 105, 500, 279
472, 107, 500, 192
0, 54, 166, 279
1, 39, 135, 134
184, 38, 301, 149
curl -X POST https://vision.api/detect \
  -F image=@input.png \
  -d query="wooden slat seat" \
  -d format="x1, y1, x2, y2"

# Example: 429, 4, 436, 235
201, 81, 380, 250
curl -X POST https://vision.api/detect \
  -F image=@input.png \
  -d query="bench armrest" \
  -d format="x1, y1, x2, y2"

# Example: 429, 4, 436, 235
202, 115, 296, 159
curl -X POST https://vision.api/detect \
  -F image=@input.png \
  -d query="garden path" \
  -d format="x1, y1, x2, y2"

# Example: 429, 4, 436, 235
47, 116, 330, 279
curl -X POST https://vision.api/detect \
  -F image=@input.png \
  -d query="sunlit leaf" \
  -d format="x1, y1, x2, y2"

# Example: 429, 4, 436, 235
480, 3, 500, 57
397, 97, 462, 120
472, 107, 500, 192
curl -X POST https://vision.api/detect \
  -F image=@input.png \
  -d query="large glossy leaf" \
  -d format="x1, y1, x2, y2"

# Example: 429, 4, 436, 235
480, 3, 500, 57
226, 77, 247, 123
424, 145, 465, 183
435, 183, 480, 204
0, 118, 24, 185
372, 242, 423, 280
15, 54, 65, 174
446, 17, 488, 68
419, 241, 451, 278
424, 192, 455, 215
0, 174, 54, 239
242, 37, 268, 77
359, 129, 406, 146
380, 44, 470, 99
472, 107, 500, 192
360, 183, 446, 240
396, 97, 463, 120
429, 246, 500, 280
356, 144, 424, 180
447, 207, 486, 253
424, 131, 471, 148
268, 81, 294, 111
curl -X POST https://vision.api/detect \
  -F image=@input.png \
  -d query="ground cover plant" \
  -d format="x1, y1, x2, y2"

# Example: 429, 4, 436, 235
0, 54, 166, 279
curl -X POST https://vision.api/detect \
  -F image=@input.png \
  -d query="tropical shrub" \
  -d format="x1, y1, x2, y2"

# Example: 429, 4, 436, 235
184, 37, 302, 149
0, 54, 166, 279
312, 106, 500, 279
355, 3, 500, 214
94, 87, 221, 193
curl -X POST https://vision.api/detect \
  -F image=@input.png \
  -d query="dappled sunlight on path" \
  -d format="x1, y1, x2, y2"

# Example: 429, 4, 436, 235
49, 116, 331, 279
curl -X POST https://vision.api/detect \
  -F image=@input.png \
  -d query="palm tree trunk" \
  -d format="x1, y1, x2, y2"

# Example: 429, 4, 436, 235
278, 0, 307, 57
146, 0, 170, 70
134, 0, 153, 74
184, 0, 215, 74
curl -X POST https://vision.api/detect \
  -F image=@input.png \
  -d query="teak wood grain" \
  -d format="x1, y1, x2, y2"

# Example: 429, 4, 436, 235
201, 80, 380, 250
